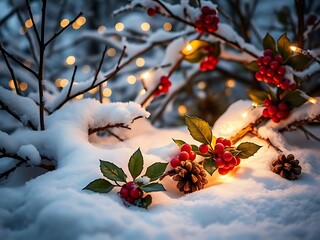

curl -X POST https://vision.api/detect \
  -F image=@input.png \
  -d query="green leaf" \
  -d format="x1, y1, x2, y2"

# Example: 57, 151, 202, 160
100, 160, 127, 182
181, 40, 210, 63
128, 148, 144, 180
266, 86, 278, 102
245, 61, 259, 72
172, 139, 186, 147
286, 54, 313, 71
185, 115, 212, 145
140, 183, 166, 192
277, 33, 291, 62
284, 89, 307, 108
83, 178, 114, 193
203, 157, 217, 176
137, 194, 152, 209
248, 90, 268, 105
144, 162, 168, 182
184, 52, 206, 63
263, 33, 276, 52
236, 142, 262, 159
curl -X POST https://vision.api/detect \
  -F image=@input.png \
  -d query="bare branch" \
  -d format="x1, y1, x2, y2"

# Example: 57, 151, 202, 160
25, 0, 41, 43
92, 45, 108, 87
67, 65, 78, 100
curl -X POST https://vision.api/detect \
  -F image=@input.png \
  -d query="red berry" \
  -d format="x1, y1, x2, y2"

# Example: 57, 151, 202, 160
228, 157, 237, 167
264, 49, 274, 57
214, 143, 225, 154
263, 56, 272, 66
274, 55, 283, 63
119, 187, 129, 198
126, 181, 134, 189
180, 143, 192, 153
277, 65, 286, 75
257, 57, 264, 66
268, 105, 278, 115
201, 6, 211, 14
259, 66, 267, 75
223, 151, 233, 161
179, 151, 189, 161
130, 188, 141, 199
216, 137, 224, 144
273, 74, 283, 83
215, 158, 225, 168
266, 69, 275, 77
189, 151, 196, 161
235, 157, 241, 166
255, 72, 263, 81
262, 108, 269, 118
147, 8, 156, 16
170, 157, 181, 168
278, 102, 288, 111
272, 116, 280, 123
264, 98, 271, 107
270, 61, 279, 70
218, 168, 229, 175
200, 61, 208, 71
126, 197, 135, 204
222, 139, 231, 147
199, 144, 209, 154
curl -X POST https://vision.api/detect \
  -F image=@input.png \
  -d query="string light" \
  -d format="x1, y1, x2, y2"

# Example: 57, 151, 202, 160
308, 97, 317, 104
178, 105, 188, 116
182, 43, 194, 55
197, 81, 206, 89
163, 22, 172, 31
115, 22, 124, 32
60, 19, 69, 28
8, 79, 15, 89
25, 19, 33, 28
127, 75, 137, 84
225, 79, 236, 88
140, 22, 150, 31
140, 71, 150, 80
60, 79, 69, 88
82, 65, 91, 73
98, 25, 106, 34
136, 58, 145, 67
75, 94, 83, 100
76, 16, 86, 26
66, 56, 76, 65
139, 89, 146, 95
103, 88, 112, 97
290, 45, 320, 64
88, 87, 97, 94
19, 82, 28, 91
241, 103, 258, 118
107, 48, 116, 57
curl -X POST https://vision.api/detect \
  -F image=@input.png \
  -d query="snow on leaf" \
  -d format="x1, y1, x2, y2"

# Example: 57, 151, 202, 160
185, 115, 213, 145
99, 160, 127, 182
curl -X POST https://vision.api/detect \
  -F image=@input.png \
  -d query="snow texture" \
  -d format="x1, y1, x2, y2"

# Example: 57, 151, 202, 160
0, 100, 319, 240
17, 145, 41, 166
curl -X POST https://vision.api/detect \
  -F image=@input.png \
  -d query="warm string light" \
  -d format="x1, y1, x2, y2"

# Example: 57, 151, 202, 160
307, 97, 317, 104
241, 103, 258, 119
107, 48, 116, 57
97, 25, 106, 34
140, 22, 150, 31
115, 22, 124, 32
290, 46, 320, 64
60, 19, 69, 28
181, 43, 194, 55
66, 56, 76, 65
178, 105, 188, 116
163, 22, 172, 31
127, 75, 137, 84
136, 58, 145, 67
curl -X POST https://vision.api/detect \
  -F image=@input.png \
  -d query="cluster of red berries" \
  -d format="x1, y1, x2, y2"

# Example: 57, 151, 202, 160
154, 76, 172, 96
147, 6, 160, 17
255, 49, 296, 91
170, 143, 196, 168
262, 98, 290, 123
119, 181, 143, 204
199, 137, 240, 175
200, 56, 218, 72
195, 6, 219, 34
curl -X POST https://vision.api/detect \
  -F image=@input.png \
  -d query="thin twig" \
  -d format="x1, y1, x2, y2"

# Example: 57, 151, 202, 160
0, 6, 18, 26
0, 44, 22, 96
25, 0, 41, 43
298, 126, 320, 142
45, 12, 83, 47
106, 130, 124, 142
67, 65, 77, 100
92, 45, 108, 87
295, 0, 305, 48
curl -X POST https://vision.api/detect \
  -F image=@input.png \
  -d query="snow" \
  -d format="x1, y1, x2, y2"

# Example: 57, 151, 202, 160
1, 100, 319, 240
17, 145, 41, 166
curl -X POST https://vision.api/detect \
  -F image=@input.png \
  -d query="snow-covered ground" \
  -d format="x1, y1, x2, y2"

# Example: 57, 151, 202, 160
0, 100, 319, 240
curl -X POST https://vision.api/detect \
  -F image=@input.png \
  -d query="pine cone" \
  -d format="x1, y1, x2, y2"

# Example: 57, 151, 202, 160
172, 160, 208, 193
271, 154, 302, 180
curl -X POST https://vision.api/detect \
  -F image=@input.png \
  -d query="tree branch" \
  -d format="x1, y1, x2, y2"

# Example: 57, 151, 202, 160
92, 45, 108, 87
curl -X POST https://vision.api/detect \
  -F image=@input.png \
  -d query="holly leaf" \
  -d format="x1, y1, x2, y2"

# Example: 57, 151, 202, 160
236, 142, 262, 159
263, 33, 276, 52
245, 60, 259, 72
286, 54, 313, 71
172, 139, 186, 147
137, 194, 152, 209
185, 115, 212, 145
144, 162, 168, 181
128, 148, 144, 180
203, 157, 217, 176
140, 183, 166, 192
83, 178, 114, 193
266, 86, 278, 102
248, 90, 268, 105
284, 89, 307, 108
100, 160, 127, 182
277, 33, 291, 62
181, 40, 210, 63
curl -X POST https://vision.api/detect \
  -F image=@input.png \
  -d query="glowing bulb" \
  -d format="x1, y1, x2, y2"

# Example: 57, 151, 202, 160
226, 79, 236, 88
140, 72, 150, 80
60, 19, 69, 28
182, 43, 194, 55
139, 89, 146, 95
115, 22, 124, 32
25, 19, 33, 28
107, 48, 116, 57
55, 78, 61, 87
75, 94, 83, 100
178, 105, 187, 116
76, 16, 86, 26
103, 88, 112, 97
136, 58, 145, 67
197, 81, 206, 89
88, 87, 97, 94
140, 22, 150, 31
60, 79, 69, 88
98, 25, 106, 34
19, 82, 28, 91
290, 46, 297, 52
72, 22, 81, 29
82, 65, 91, 73
127, 75, 136, 84
308, 97, 317, 104
8, 79, 15, 89
163, 22, 172, 31
252, 102, 258, 107
241, 111, 248, 118
66, 56, 76, 65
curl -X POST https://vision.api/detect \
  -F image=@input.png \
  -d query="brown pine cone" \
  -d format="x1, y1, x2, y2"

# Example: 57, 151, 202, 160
172, 160, 208, 193
271, 154, 302, 180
